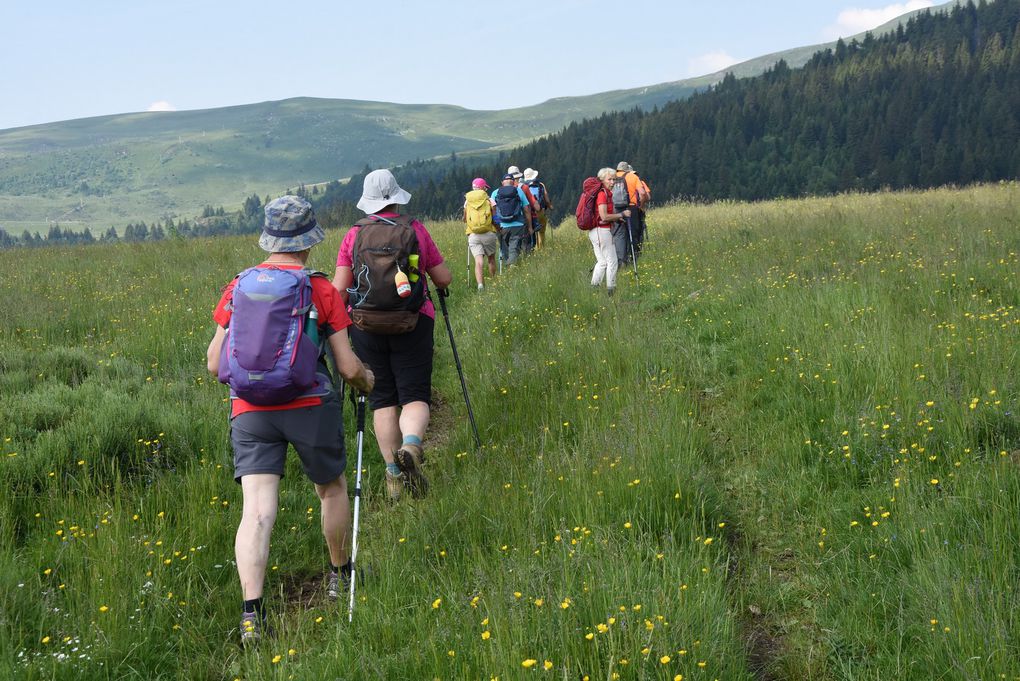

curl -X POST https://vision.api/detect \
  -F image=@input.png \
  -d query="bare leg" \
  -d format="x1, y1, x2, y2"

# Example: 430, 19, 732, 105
314, 476, 350, 567
373, 406, 402, 464
473, 255, 485, 286
374, 402, 431, 454
398, 401, 430, 443
487, 254, 497, 277
236, 474, 281, 600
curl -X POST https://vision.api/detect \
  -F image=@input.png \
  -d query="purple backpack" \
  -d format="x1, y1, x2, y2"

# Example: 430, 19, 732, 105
218, 266, 323, 405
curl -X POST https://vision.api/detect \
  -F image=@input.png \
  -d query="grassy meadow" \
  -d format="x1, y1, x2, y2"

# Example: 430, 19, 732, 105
1, 183, 1018, 680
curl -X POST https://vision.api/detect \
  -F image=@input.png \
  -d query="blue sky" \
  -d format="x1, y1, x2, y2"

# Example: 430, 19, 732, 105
2, 0, 937, 131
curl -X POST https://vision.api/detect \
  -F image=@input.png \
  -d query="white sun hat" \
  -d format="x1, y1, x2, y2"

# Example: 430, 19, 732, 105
356, 169, 412, 214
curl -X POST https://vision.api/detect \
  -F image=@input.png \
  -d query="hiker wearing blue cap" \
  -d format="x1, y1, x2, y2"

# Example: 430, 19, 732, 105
206, 195, 375, 644
491, 173, 532, 266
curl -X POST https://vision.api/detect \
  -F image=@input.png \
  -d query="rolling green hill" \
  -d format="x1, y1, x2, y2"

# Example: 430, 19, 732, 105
0, 0, 962, 237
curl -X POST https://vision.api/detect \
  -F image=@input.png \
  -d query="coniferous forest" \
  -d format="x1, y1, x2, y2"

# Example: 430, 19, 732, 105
314, 0, 1020, 227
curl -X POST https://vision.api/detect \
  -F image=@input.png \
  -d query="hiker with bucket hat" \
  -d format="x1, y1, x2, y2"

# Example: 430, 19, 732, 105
522, 167, 553, 250
206, 195, 375, 644
508, 165, 541, 253
463, 177, 498, 291
332, 169, 452, 502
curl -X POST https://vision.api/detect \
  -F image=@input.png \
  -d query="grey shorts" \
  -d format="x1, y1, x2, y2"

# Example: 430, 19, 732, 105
230, 390, 346, 484
468, 232, 498, 257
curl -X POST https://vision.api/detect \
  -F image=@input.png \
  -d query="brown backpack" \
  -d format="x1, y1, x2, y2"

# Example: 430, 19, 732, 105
347, 214, 425, 334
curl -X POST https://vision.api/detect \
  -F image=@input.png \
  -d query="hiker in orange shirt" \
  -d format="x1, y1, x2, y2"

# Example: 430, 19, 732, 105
636, 176, 651, 253
612, 162, 648, 266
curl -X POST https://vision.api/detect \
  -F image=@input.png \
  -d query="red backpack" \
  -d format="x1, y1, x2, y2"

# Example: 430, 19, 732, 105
575, 177, 603, 230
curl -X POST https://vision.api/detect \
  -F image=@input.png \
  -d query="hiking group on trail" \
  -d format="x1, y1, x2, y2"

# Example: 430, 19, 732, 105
208, 159, 650, 643
463, 164, 556, 288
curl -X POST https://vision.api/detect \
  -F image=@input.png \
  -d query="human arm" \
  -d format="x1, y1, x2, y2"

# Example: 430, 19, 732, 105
331, 266, 353, 304
427, 261, 452, 290
636, 182, 649, 205
327, 328, 374, 394
331, 228, 358, 303
206, 325, 226, 375
414, 220, 453, 289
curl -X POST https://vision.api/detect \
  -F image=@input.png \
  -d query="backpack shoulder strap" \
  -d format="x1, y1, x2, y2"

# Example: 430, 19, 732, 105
357, 213, 416, 227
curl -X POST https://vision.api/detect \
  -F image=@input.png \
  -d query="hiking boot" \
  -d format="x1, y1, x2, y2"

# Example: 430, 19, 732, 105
394, 446, 428, 499
607, 287, 615, 297
326, 570, 351, 601
385, 470, 405, 502
239, 611, 267, 646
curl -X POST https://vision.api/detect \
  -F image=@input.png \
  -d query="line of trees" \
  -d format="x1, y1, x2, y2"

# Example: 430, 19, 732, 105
313, 0, 1020, 225
0, 193, 271, 249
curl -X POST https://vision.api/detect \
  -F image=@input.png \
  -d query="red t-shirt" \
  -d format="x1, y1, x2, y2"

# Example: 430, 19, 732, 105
596, 188, 614, 228
213, 264, 352, 417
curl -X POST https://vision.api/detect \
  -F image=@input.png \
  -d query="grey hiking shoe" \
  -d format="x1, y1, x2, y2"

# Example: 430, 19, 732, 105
394, 446, 428, 499
239, 611, 265, 645
326, 570, 350, 601
385, 470, 405, 501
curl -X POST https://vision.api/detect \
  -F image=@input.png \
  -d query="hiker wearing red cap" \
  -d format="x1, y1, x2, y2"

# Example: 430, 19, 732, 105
463, 178, 498, 291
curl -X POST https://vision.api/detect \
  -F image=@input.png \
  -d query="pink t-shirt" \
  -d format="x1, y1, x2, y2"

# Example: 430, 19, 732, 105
336, 212, 444, 319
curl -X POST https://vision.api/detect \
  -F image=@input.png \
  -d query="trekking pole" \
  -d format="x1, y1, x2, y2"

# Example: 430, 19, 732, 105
497, 236, 503, 276
436, 289, 482, 449
348, 393, 367, 623
625, 215, 639, 279
466, 243, 472, 286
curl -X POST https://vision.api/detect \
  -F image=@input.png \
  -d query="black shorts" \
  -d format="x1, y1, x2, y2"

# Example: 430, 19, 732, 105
350, 315, 434, 410
230, 390, 346, 484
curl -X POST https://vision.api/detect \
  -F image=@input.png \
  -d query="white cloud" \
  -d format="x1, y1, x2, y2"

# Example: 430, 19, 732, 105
687, 51, 741, 77
823, 1, 935, 39
146, 100, 176, 112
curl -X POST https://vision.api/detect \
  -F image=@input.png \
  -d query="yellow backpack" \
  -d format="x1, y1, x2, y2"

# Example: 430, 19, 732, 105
464, 190, 494, 234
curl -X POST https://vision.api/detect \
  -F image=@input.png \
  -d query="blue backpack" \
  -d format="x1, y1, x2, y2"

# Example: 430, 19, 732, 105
495, 185, 524, 223
218, 266, 327, 405
527, 180, 547, 209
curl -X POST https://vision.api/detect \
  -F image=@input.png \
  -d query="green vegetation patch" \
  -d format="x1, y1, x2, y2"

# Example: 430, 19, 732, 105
1, 183, 1018, 679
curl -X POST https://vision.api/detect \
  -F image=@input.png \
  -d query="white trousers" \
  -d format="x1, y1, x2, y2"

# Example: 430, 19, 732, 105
589, 228, 618, 289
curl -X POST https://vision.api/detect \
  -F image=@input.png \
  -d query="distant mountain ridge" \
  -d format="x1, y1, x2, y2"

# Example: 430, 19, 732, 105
0, 0, 962, 236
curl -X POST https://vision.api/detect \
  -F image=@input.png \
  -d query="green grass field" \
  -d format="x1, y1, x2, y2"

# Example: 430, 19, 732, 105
1, 183, 1018, 680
